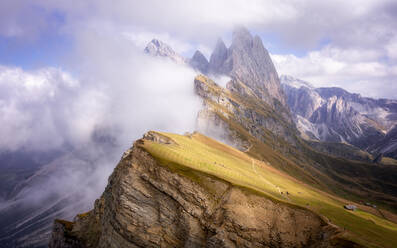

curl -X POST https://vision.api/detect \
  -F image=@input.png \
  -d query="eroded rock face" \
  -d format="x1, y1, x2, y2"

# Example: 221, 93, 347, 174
209, 27, 288, 109
281, 75, 397, 151
49, 136, 345, 248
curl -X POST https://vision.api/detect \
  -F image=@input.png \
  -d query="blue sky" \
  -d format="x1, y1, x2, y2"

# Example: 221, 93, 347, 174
0, 32, 72, 69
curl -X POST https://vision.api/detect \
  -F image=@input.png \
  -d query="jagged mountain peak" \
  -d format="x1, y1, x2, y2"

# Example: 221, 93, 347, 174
282, 76, 397, 150
192, 50, 207, 59
214, 37, 227, 50
144, 39, 185, 64
189, 50, 209, 73
209, 38, 228, 74
207, 27, 288, 108
228, 28, 286, 107
144, 39, 170, 54
231, 26, 254, 49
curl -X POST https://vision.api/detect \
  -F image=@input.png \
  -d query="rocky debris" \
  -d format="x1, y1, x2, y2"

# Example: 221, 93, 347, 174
189, 50, 209, 74
144, 39, 186, 64
49, 136, 351, 248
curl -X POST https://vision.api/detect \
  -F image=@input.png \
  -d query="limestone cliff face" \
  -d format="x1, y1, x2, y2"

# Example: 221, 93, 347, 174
49, 133, 345, 248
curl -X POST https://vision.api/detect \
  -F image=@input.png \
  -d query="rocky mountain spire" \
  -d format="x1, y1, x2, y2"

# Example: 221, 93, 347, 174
189, 50, 209, 73
144, 39, 186, 64
209, 38, 228, 74
230, 26, 254, 51
208, 27, 287, 108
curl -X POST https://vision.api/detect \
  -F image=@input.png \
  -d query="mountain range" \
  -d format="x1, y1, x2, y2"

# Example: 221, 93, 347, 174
146, 28, 397, 162
1, 27, 397, 248
281, 75, 397, 160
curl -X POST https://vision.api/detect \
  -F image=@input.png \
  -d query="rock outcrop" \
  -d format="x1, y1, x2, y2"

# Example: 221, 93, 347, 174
49, 133, 347, 248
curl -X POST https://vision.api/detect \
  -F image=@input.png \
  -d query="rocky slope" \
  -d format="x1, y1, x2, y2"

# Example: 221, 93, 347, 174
189, 29, 296, 150
370, 125, 397, 159
194, 75, 297, 152
281, 75, 397, 153
49, 132, 357, 248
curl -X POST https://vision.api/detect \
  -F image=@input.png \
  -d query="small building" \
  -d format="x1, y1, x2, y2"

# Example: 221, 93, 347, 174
344, 204, 357, 211
365, 202, 377, 208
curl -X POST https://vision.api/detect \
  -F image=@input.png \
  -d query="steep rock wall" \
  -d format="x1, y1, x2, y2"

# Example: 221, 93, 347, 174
49, 136, 351, 248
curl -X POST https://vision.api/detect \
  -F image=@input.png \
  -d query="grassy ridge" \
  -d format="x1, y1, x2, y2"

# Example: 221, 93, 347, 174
196, 75, 397, 214
141, 132, 397, 248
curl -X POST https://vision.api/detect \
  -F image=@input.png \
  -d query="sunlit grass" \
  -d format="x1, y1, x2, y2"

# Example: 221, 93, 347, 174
142, 131, 397, 248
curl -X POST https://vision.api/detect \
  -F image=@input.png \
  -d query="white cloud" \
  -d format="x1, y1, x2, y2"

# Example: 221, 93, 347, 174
0, 66, 101, 152
0, 31, 202, 153
386, 36, 397, 60
0, 27, 203, 225
272, 46, 397, 99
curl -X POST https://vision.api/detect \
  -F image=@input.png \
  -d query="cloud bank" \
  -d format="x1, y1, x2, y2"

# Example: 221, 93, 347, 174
0, 28, 201, 221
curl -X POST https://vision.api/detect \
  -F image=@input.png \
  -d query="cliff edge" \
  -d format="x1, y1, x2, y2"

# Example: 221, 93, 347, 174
49, 131, 363, 248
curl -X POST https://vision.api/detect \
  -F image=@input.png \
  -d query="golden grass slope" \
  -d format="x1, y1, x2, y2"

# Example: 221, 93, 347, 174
141, 131, 397, 248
